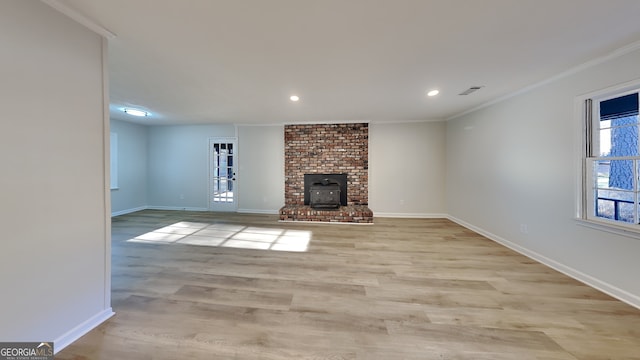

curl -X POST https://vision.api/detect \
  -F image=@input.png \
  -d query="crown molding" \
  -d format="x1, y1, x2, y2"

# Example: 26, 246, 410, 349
448, 39, 640, 121
41, 0, 116, 39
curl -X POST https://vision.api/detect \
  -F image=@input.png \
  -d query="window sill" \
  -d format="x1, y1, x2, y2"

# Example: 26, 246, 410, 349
110, 187, 119, 191
575, 218, 640, 240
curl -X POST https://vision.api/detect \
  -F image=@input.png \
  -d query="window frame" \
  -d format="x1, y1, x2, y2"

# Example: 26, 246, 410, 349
577, 79, 640, 236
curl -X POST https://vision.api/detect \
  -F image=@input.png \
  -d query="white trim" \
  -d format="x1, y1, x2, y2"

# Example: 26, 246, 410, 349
112, 206, 148, 217
374, 212, 447, 218
41, 0, 116, 39
115, 206, 283, 216
372, 119, 443, 125
147, 206, 209, 212
576, 77, 640, 101
574, 97, 586, 219
448, 39, 640, 121
236, 123, 286, 127
101, 37, 112, 319
283, 120, 371, 126
237, 120, 380, 127
575, 218, 640, 240
208, 137, 238, 212
574, 79, 640, 234
54, 308, 114, 354
448, 215, 640, 310
237, 208, 280, 215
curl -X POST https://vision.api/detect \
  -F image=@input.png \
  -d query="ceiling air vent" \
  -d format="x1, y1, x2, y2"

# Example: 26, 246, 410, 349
458, 86, 484, 96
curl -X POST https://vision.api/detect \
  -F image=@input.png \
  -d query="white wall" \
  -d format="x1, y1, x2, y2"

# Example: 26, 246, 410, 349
143, 121, 446, 215
370, 121, 447, 217
110, 119, 148, 215
147, 124, 235, 209
0, 0, 111, 347
237, 125, 284, 213
446, 45, 640, 306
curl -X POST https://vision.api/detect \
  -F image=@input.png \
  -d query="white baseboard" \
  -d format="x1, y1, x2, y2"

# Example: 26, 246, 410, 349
146, 206, 209, 212
237, 208, 280, 215
54, 308, 114, 354
111, 206, 147, 217
447, 215, 640, 310
374, 212, 447, 218
113, 206, 281, 216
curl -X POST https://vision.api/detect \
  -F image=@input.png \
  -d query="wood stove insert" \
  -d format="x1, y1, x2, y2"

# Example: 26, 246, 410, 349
304, 173, 347, 209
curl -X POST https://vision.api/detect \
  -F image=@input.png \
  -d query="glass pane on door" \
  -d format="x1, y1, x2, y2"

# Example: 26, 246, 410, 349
212, 142, 235, 204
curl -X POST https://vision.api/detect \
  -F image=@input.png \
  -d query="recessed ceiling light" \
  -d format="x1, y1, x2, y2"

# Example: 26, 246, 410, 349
427, 90, 440, 97
290, 95, 300, 102
123, 108, 148, 117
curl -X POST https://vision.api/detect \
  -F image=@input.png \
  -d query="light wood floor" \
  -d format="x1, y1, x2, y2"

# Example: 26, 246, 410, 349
57, 210, 640, 359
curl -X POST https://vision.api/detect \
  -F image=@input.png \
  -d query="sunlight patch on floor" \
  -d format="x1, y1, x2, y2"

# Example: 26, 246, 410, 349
127, 222, 311, 252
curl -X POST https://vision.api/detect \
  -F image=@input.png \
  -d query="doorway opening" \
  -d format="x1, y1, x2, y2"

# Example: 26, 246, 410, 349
209, 137, 237, 211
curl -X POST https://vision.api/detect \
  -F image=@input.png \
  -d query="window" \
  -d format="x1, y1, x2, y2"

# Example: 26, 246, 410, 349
584, 89, 640, 226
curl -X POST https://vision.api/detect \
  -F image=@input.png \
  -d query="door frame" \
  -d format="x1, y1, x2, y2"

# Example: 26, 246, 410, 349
208, 137, 238, 212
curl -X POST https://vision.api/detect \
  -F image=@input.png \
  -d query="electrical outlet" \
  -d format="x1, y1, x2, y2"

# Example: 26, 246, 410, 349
520, 224, 528, 234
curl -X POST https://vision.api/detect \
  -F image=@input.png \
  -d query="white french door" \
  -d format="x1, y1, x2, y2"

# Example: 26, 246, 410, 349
209, 137, 237, 211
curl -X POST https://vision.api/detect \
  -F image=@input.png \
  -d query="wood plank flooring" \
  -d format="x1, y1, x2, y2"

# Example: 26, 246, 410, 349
57, 210, 640, 359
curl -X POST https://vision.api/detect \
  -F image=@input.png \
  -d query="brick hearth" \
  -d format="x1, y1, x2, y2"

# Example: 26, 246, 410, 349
279, 205, 373, 223
279, 123, 373, 223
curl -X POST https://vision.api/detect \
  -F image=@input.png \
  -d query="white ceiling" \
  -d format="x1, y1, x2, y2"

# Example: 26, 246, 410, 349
56, 0, 640, 125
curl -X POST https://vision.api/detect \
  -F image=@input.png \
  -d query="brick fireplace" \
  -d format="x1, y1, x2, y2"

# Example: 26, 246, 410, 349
279, 123, 373, 223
